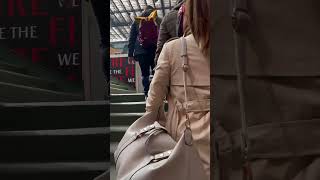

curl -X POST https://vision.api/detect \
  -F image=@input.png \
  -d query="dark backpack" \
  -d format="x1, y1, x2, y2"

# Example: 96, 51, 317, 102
136, 10, 159, 49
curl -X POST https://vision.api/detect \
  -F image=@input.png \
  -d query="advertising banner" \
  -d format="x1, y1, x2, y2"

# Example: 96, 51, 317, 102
110, 55, 135, 88
0, 0, 82, 83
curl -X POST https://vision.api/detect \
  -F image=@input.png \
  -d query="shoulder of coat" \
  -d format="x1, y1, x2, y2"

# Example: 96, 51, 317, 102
165, 37, 179, 44
164, 37, 181, 51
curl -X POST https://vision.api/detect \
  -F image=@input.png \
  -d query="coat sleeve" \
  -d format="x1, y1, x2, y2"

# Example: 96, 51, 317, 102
146, 43, 171, 112
128, 22, 138, 57
154, 15, 171, 65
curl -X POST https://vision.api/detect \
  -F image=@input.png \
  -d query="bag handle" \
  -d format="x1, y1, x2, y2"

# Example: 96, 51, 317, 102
232, 0, 253, 180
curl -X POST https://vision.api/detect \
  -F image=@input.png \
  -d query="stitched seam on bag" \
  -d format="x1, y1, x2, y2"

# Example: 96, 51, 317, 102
116, 125, 157, 160
115, 136, 137, 164
129, 160, 153, 180
115, 128, 165, 164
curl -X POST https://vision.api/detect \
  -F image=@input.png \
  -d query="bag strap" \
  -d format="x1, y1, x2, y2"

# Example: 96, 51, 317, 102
180, 35, 196, 147
232, 0, 253, 180
180, 36, 191, 129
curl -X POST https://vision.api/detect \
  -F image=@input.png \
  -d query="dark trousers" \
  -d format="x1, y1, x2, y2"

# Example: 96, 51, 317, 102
135, 53, 155, 96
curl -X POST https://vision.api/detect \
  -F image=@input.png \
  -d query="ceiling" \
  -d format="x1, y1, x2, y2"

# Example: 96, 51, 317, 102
110, 0, 178, 43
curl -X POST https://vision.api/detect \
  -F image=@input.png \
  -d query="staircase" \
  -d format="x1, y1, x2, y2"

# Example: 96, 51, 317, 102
0, 47, 109, 179
0, 101, 109, 180
110, 93, 145, 146
110, 93, 145, 179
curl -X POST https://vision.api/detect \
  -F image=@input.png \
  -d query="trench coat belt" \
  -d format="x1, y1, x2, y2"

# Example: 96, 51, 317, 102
175, 99, 210, 113
218, 119, 320, 159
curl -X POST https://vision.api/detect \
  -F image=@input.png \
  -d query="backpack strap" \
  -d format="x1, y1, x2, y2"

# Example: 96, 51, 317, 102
232, 0, 253, 180
135, 10, 158, 21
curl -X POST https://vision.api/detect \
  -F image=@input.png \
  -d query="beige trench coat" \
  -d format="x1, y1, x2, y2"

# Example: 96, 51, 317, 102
146, 34, 210, 178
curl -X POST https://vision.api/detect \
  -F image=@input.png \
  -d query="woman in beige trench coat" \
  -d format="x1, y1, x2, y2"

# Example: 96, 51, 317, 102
145, 0, 210, 177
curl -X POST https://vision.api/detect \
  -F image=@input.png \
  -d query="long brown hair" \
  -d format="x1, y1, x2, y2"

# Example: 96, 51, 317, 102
186, 0, 210, 56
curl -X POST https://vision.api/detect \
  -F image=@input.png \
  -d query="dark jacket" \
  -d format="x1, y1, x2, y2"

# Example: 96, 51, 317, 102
128, 9, 161, 58
154, 0, 185, 64
212, 0, 320, 180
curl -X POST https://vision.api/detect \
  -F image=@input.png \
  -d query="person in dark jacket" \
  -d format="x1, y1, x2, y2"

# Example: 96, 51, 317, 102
154, 0, 185, 64
128, 5, 161, 98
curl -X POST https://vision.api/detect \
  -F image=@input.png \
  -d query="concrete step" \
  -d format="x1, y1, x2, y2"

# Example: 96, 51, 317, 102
0, 50, 82, 93
110, 77, 134, 87
110, 83, 134, 91
110, 144, 117, 179
111, 87, 136, 94
110, 113, 143, 126
0, 48, 68, 82
110, 126, 128, 143
0, 100, 109, 180
110, 77, 136, 93
0, 162, 108, 180
0, 128, 109, 162
0, 69, 60, 91
111, 93, 145, 102
0, 61, 28, 75
110, 102, 145, 113
0, 101, 108, 131
110, 165, 116, 180
0, 82, 82, 103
